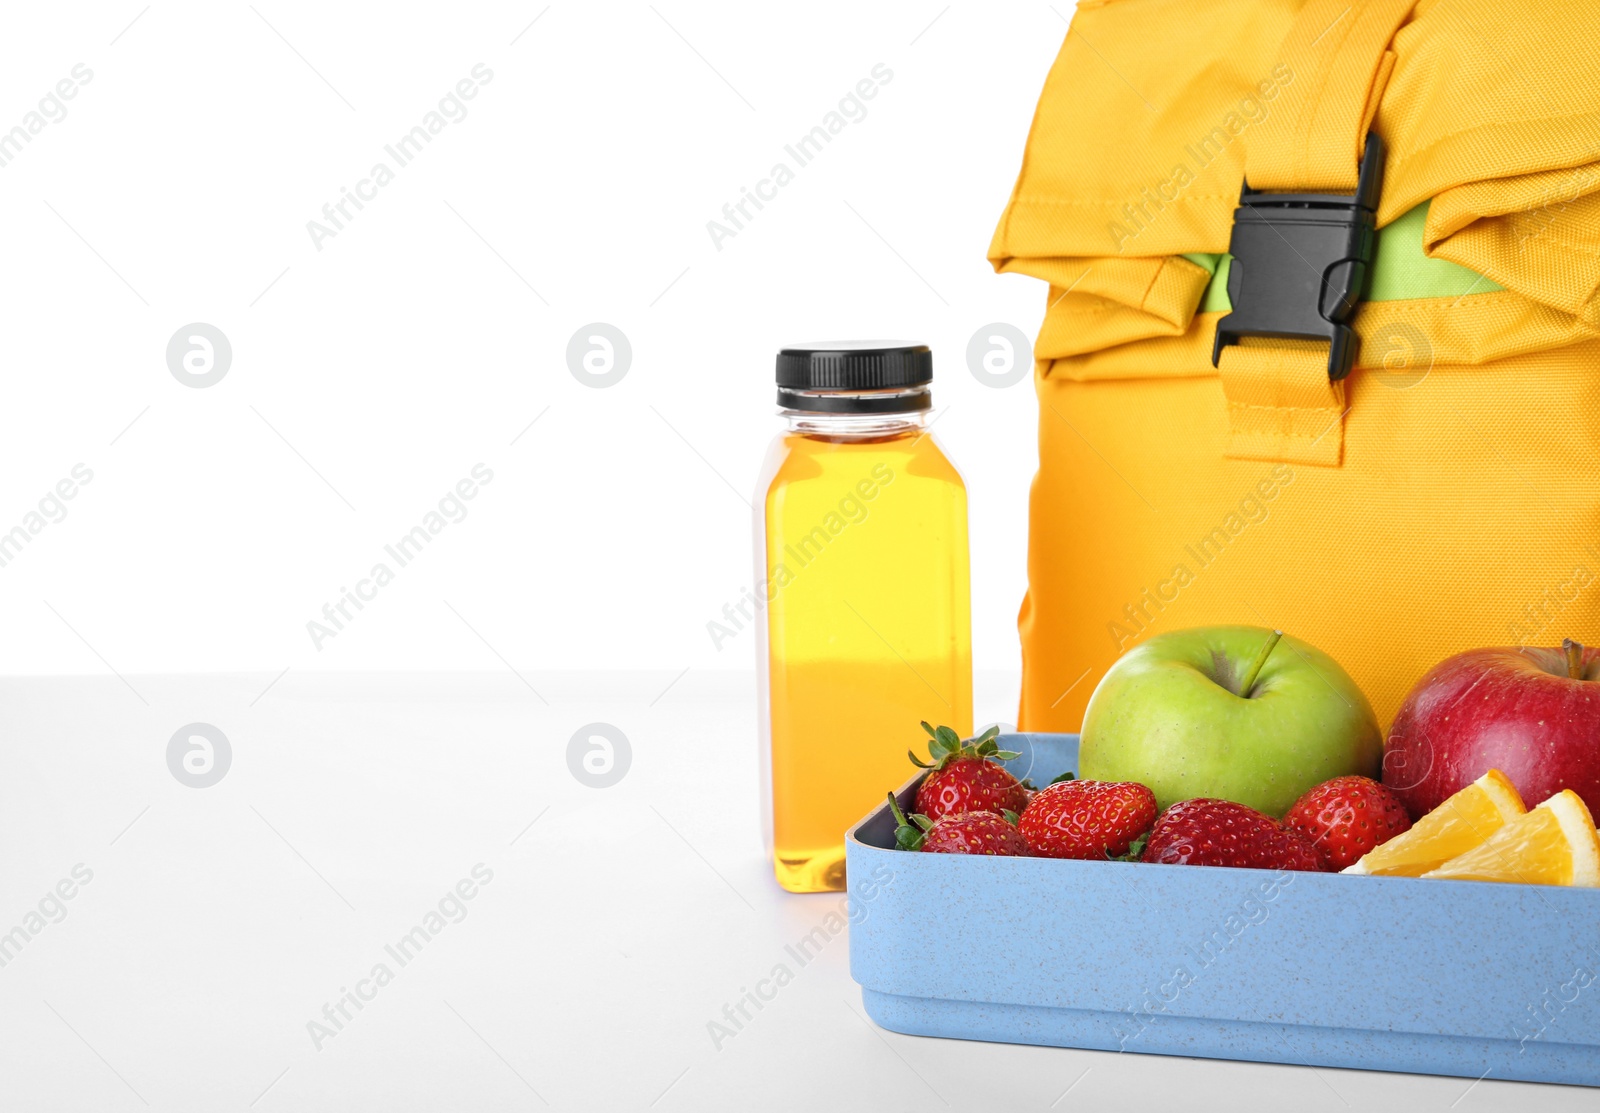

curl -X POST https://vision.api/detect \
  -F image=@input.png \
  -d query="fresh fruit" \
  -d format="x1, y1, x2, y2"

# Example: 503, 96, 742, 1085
1080, 627, 1382, 814
1383, 640, 1600, 819
1423, 789, 1600, 886
1141, 798, 1326, 871
886, 793, 1028, 856
1343, 769, 1525, 877
911, 722, 1029, 820
1018, 779, 1157, 859
1283, 776, 1412, 871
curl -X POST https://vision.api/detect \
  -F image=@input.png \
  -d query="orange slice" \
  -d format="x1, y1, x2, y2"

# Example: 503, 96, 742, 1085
1422, 790, 1600, 887
1343, 770, 1524, 877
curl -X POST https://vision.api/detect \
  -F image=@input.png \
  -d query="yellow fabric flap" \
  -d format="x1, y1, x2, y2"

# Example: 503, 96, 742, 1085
1218, 340, 1346, 466
989, 0, 1297, 264
998, 255, 1212, 360
992, 0, 1600, 365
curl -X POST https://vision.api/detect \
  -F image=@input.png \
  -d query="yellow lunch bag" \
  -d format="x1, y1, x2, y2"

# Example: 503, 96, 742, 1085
992, 0, 1600, 731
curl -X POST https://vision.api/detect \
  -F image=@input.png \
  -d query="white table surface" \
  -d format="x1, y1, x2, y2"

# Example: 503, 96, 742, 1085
0, 670, 1589, 1112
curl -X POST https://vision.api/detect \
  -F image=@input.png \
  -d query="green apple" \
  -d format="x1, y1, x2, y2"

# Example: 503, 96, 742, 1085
1078, 626, 1381, 816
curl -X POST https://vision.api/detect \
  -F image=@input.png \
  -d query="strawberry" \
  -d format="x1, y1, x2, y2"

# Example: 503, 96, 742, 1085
1283, 775, 1412, 871
911, 723, 1028, 820
1142, 798, 1326, 871
1018, 779, 1157, 859
886, 794, 1028, 856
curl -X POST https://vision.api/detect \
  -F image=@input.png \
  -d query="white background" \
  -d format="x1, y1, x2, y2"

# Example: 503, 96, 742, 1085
0, 0, 1055, 681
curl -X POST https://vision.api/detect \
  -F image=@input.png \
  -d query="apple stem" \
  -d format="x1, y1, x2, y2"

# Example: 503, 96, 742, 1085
1564, 638, 1585, 680
1237, 629, 1283, 697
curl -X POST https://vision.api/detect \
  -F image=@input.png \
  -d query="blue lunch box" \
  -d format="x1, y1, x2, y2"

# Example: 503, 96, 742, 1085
845, 733, 1600, 1086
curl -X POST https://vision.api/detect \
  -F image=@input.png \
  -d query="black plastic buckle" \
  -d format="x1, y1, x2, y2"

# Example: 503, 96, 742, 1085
1211, 134, 1385, 382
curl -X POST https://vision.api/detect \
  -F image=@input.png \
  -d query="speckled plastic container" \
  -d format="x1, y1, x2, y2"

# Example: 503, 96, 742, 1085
846, 733, 1600, 1086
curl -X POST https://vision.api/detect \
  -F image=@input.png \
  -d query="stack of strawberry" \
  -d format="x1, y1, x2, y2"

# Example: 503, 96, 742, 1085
890, 724, 1412, 872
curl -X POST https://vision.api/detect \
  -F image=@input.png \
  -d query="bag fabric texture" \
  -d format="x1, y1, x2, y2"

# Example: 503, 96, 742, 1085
992, 0, 1600, 730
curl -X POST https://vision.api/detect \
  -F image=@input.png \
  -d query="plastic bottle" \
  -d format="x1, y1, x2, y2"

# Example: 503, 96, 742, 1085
756, 342, 972, 893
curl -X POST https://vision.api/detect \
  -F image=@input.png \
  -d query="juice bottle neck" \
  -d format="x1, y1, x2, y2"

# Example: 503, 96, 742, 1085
781, 410, 930, 440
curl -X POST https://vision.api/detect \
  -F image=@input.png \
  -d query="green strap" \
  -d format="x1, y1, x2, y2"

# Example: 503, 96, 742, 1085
1185, 200, 1501, 313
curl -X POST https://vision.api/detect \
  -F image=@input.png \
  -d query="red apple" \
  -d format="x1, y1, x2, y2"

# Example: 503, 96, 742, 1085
1384, 639, 1600, 819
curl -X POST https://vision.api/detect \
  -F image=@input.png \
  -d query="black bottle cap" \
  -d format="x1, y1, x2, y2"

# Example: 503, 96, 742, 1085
775, 341, 932, 414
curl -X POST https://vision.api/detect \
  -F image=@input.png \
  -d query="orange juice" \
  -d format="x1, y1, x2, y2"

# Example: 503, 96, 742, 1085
758, 344, 972, 892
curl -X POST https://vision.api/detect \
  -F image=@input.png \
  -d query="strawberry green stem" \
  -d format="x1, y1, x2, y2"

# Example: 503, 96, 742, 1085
1237, 629, 1282, 697
1564, 638, 1585, 680
886, 792, 911, 828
